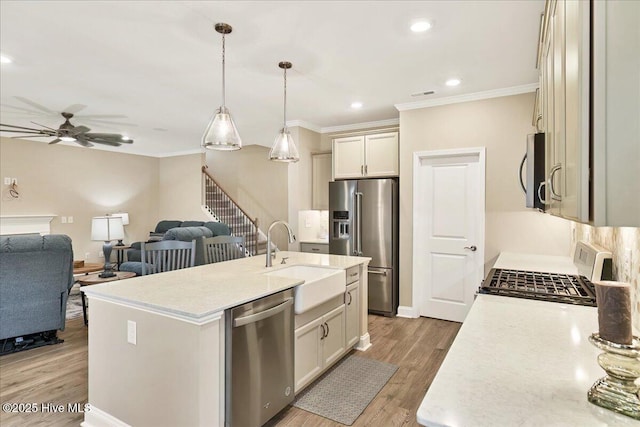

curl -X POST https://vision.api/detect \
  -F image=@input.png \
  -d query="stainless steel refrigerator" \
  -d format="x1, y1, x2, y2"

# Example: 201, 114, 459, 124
329, 179, 398, 316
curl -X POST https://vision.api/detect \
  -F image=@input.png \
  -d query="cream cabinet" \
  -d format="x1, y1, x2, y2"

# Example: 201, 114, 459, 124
539, 0, 639, 226
312, 152, 332, 210
294, 304, 345, 393
345, 281, 360, 348
333, 131, 399, 180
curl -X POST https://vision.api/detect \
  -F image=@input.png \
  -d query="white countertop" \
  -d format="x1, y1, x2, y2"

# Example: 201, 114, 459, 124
417, 295, 638, 426
82, 251, 369, 321
493, 251, 578, 275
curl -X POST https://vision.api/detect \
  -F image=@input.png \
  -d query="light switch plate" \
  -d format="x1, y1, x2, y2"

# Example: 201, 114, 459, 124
61, 216, 67, 224
68, 216, 73, 223
3, 177, 10, 185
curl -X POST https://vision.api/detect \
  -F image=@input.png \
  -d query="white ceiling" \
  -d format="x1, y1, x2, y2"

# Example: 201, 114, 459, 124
0, 1, 543, 157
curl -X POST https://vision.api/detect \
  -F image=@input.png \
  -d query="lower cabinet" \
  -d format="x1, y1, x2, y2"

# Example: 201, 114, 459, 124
294, 304, 345, 393
345, 281, 360, 348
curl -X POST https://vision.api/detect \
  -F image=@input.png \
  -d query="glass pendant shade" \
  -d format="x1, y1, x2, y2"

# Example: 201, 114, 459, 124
202, 106, 242, 150
269, 127, 299, 162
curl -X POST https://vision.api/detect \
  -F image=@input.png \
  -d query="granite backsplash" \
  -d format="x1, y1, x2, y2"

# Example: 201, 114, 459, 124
572, 223, 640, 333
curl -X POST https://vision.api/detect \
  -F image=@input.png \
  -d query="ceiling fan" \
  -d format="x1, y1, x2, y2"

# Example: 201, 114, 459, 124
0, 112, 134, 147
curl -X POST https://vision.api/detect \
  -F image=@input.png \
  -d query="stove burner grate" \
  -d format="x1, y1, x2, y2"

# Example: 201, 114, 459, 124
480, 268, 597, 306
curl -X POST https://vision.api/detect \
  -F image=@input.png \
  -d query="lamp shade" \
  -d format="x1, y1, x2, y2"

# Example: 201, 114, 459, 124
91, 216, 124, 241
269, 128, 299, 162
112, 212, 129, 226
202, 106, 242, 150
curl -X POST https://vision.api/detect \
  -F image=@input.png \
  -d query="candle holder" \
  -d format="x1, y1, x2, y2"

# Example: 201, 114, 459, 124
587, 333, 640, 420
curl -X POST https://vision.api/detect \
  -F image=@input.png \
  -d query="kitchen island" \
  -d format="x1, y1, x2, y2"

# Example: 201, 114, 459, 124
417, 294, 638, 426
81, 251, 370, 427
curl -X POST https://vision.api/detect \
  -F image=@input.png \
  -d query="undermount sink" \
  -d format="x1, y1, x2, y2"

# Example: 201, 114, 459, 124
265, 265, 346, 314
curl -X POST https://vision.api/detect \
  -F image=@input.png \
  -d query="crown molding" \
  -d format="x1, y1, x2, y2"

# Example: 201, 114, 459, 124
155, 148, 204, 158
320, 118, 399, 134
394, 83, 539, 111
286, 120, 322, 134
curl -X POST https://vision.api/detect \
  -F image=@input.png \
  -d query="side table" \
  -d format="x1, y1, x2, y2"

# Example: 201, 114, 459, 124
77, 271, 136, 325
111, 245, 131, 270
73, 263, 103, 275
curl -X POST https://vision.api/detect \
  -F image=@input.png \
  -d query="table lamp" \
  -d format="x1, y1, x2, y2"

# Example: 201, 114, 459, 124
112, 212, 129, 246
91, 216, 124, 278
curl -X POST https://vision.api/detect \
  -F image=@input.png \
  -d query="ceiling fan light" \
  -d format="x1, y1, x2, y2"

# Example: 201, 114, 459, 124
60, 136, 77, 142
202, 106, 242, 150
269, 128, 299, 162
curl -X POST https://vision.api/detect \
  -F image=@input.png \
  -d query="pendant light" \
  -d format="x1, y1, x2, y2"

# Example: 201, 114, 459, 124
202, 23, 242, 151
269, 61, 299, 162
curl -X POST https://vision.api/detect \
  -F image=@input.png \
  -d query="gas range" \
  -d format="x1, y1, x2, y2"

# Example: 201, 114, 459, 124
480, 268, 597, 306
479, 242, 612, 307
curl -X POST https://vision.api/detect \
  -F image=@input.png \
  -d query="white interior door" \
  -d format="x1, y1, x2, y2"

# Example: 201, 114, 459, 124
413, 148, 485, 322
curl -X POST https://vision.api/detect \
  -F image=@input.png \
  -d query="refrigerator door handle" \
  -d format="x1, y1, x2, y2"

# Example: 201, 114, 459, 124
356, 192, 363, 255
368, 269, 388, 276
352, 190, 359, 256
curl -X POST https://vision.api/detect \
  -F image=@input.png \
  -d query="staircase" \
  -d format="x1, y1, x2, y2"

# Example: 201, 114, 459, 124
201, 166, 268, 256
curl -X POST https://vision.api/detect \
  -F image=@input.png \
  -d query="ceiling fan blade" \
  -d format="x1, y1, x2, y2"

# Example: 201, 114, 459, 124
77, 114, 128, 119
82, 132, 121, 138
79, 118, 138, 127
11, 135, 52, 139
14, 96, 55, 114
2, 130, 48, 135
61, 104, 87, 114
70, 125, 91, 135
48, 138, 62, 144
90, 139, 122, 147
0, 123, 46, 132
30, 121, 58, 131
75, 136, 94, 148
1, 103, 44, 115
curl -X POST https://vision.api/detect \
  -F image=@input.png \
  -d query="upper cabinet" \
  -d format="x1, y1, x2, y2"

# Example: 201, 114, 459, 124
333, 131, 399, 180
539, 0, 639, 227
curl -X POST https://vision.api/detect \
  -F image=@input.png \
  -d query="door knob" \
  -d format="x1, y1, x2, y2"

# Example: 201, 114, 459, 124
464, 245, 477, 252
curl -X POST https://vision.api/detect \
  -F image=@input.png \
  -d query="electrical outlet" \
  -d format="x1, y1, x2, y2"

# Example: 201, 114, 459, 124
61, 216, 67, 224
3, 177, 10, 185
623, 248, 632, 281
85, 252, 90, 261
98, 251, 104, 258
68, 216, 73, 224
127, 320, 137, 345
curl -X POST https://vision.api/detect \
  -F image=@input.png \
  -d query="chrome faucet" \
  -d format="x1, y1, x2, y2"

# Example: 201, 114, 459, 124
266, 220, 296, 267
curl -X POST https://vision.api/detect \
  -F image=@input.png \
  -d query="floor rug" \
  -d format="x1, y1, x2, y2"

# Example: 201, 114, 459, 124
292, 354, 398, 425
66, 284, 84, 320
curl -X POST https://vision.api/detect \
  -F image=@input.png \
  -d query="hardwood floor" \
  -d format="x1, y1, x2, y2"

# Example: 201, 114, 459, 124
0, 315, 460, 427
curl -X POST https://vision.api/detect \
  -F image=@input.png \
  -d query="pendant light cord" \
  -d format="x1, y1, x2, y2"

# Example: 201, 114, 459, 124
283, 67, 287, 128
221, 32, 226, 108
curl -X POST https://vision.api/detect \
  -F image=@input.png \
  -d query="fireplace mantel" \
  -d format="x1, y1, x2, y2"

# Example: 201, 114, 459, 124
0, 215, 57, 235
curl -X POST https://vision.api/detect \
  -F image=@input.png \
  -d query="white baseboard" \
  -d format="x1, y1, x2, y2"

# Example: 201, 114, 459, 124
355, 332, 372, 351
82, 406, 131, 427
397, 305, 419, 318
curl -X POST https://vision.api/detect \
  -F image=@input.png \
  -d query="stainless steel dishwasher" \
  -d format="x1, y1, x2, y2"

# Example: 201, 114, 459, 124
225, 288, 294, 427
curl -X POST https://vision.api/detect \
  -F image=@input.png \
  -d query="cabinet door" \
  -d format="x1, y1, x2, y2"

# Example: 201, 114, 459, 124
345, 282, 360, 348
294, 317, 324, 393
322, 305, 346, 367
312, 153, 332, 210
300, 242, 329, 254
333, 136, 365, 179
364, 132, 399, 177
550, 0, 566, 215
542, 14, 554, 210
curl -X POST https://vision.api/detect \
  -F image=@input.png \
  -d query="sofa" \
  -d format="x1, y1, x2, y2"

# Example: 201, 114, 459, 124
0, 234, 74, 343
121, 222, 231, 275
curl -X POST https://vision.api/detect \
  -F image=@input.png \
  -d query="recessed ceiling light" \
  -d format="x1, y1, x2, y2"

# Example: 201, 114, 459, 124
410, 21, 432, 33
0, 55, 13, 64
351, 102, 363, 109
445, 78, 461, 87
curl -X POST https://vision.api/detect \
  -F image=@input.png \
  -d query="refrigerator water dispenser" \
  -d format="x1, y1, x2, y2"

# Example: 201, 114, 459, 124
332, 211, 350, 239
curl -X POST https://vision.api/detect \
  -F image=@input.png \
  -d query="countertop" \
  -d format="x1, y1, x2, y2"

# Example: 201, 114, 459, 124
493, 251, 578, 275
417, 294, 638, 426
82, 251, 369, 321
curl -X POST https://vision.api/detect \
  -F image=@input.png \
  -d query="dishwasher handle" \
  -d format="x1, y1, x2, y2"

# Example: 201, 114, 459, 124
233, 298, 293, 327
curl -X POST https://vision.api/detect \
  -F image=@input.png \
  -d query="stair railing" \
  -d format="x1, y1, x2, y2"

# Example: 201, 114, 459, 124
202, 166, 259, 256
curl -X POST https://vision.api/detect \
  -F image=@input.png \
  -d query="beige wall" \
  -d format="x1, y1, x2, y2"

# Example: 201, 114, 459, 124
572, 223, 640, 332
399, 93, 571, 307
205, 145, 289, 250
287, 126, 322, 250
0, 137, 160, 263
158, 153, 210, 221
